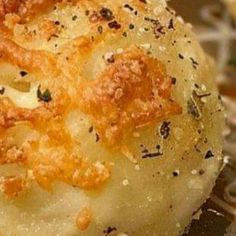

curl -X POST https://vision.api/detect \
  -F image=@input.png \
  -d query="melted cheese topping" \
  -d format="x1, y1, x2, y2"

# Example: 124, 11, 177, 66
0, 0, 224, 236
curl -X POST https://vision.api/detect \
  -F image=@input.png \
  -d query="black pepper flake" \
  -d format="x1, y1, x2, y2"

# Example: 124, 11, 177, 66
88, 126, 94, 133
190, 57, 199, 69
141, 148, 149, 154
187, 97, 201, 119
72, 15, 78, 21
205, 150, 214, 159
178, 53, 184, 59
107, 54, 115, 63
85, 10, 90, 16
108, 20, 121, 29
154, 26, 165, 38
37, 86, 52, 103
54, 20, 60, 25
168, 18, 174, 29
142, 145, 163, 159
103, 226, 117, 235
199, 169, 205, 175
171, 77, 177, 85
129, 23, 135, 29
0, 86, 5, 95
160, 121, 171, 139
95, 133, 100, 142
124, 4, 134, 11
99, 7, 114, 21
97, 25, 103, 34
144, 17, 160, 24
165, 7, 176, 16
122, 31, 128, 37
19, 71, 28, 77
172, 171, 179, 177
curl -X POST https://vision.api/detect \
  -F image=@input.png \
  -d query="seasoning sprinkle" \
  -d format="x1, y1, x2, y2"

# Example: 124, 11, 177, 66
178, 54, 184, 59
142, 145, 163, 159
205, 150, 214, 159
173, 170, 180, 177
88, 126, 94, 133
124, 4, 134, 11
100, 7, 114, 21
95, 133, 100, 142
129, 23, 135, 30
108, 21, 121, 29
72, 15, 78, 21
37, 86, 52, 103
168, 18, 174, 29
103, 226, 117, 235
187, 97, 201, 119
97, 25, 103, 34
122, 32, 128, 37
160, 121, 171, 139
0, 86, 5, 95
19, 71, 28, 77
171, 77, 177, 85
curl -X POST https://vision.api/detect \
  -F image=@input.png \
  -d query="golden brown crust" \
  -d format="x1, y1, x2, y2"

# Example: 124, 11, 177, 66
0, 175, 26, 197
0, 91, 111, 196
0, 0, 59, 21
76, 207, 92, 231
0, 37, 57, 74
78, 46, 182, 145
0, 0, 182, 196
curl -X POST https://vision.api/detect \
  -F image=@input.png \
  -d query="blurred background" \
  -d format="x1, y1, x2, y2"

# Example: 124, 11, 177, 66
169, 0, 236, 235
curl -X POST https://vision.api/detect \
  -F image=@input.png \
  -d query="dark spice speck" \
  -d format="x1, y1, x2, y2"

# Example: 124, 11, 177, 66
100, 7, 114, 21
37, 86, 52, 103
205, 150, 214, 159
20, 71, 28, 77
108, 21, 121, 29
160, 121, 171, 139
103, 226, 117, 235
0, 86, 5, 95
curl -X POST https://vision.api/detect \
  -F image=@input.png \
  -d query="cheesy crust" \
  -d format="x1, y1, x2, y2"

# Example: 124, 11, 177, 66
0, 0, 224, 236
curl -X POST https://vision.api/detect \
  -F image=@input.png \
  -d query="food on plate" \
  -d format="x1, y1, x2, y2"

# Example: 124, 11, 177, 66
0, 0, 224, 235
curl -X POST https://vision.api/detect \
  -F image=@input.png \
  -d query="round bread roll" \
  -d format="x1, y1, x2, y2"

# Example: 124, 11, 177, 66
0, 0, 224, 235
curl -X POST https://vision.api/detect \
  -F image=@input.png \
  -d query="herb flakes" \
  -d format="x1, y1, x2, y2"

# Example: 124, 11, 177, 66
72, 15, 78, 21
187, 96, 201, 119
37, 86, 52, 103
100, 7, 114, 21
160, 121, 171, 139
108, 21, 121, 29
205, 150, 214, 159
103, 226, 117, 235
97, 25, 103, 34
19, 71, 28, 77
0, 86, 5, 95
141, 145, 163, 159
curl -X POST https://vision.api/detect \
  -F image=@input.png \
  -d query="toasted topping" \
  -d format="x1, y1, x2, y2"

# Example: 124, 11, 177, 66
0, 176, 26, 197
76, 207, 92, 231
78, 46, 182, 145
37, 86, 52, 103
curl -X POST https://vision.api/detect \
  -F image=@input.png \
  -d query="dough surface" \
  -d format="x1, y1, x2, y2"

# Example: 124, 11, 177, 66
0, 0, 224, 235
